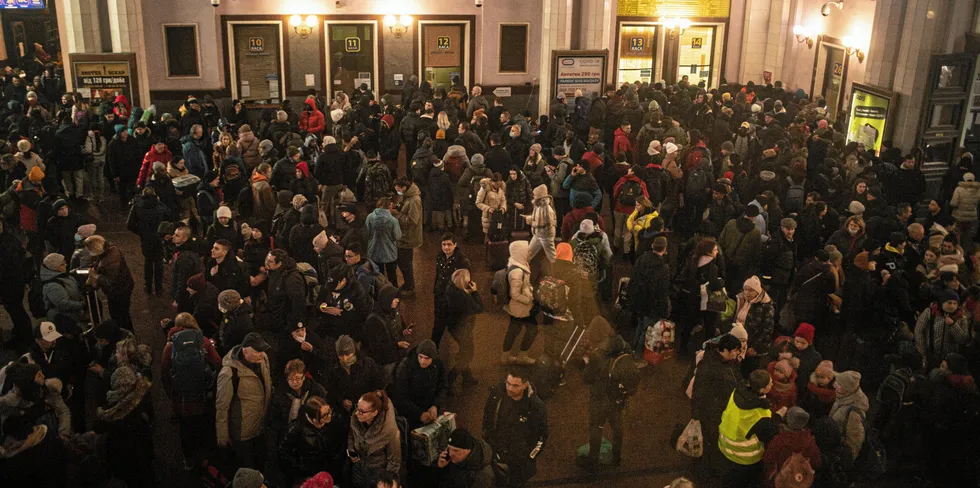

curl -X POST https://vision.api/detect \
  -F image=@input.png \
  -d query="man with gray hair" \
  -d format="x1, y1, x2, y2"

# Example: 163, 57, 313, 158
181, 123, 210, 178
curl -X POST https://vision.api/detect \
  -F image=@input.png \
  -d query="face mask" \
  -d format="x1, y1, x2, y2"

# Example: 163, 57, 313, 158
74, 234, 82, 243
396, 191, 404, 196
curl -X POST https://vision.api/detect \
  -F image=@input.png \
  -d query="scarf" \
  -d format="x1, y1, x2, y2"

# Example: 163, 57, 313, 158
735, 288, 769, 325
532, 195, 553, 232
806, 380, 837, 404
98, 375, 151, 422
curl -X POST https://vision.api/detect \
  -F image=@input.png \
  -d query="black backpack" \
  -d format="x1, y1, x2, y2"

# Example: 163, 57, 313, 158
28, 276, 62, 319
169, 328, 215, 402
617, 179, 643, 206
684, 162, 712, 205
607, 353, 641, 404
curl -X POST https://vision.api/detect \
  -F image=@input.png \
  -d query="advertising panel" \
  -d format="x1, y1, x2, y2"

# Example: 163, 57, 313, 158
553, 50, 608, 100
846, 83, 897, 155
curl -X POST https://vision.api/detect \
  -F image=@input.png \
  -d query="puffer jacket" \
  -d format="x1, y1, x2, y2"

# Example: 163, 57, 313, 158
237, 129, 262, 171
528, 185, 556, 238
476, 178, 507, 232
396, 183, 423, 249
950, 180, 980, 222
348, 402, 401, 477
505, 170, 533, 212
503, 241, 534, 318
215, 346, 272, 445
299, 98, 325, 136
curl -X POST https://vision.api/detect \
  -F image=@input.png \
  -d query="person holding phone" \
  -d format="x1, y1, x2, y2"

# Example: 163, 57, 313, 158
443, 268, 484, 390
348, 390, 401, 488
436, 427, 496, 488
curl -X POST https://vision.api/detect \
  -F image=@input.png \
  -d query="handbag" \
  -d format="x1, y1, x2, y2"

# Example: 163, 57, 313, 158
675, 419, 704, 458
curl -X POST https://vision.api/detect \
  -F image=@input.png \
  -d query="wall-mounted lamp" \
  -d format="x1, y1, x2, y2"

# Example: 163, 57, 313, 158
842, 36, 865, 63
384, 14, 412, 38
792, 25, 815, 49
289, 14, 317, 38
661, 17, 691, 40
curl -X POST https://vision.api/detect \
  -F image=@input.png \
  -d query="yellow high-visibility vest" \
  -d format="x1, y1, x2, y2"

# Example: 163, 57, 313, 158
717, 390, 771, 465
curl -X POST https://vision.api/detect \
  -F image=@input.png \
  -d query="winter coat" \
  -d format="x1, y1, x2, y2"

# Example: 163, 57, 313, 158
181, 134, 209, 177
348, 402, 401, 477
171, 240, 202, 299
763, 429, 821, 485
248, 173, 277, 222
505, 171, 533, 211
43, 211, 83, 259
137, 146, 174, 187
54, 122, 86, 171
0, 378, 72, 437
476, 179, 507, 233
612, 173, 649, 214
288, 206, 324, 264
328, 355, 386, 407
279, 408, 347, 480
268, 379, 328, 434
216, 347, 272, 445
950, 180, 980, 222
365, 208, 401, 264
562, 206, 607, 242
237, 130, 262, 171
314, 143, 346, 186
394, 346, 449, 426
562, 173, 603, 211
503, 242, 534, 318
217, 303, 253, 355
316, 276, 373, 340
482, 380, 548, 471
828, 390, 869, 461
266, 257, 307, 332
915, 303, 971, 363
719, 217, 762, 270
362, 287, 406, 366
458, 160, 493, 210
396, 183, 423, 249
126, 194, 169, 257
691, 347, 744, 435
483, 146, 512, 177
427, 167, 455, 211
438, 439, 496, 488
299, 98, 325, 136
627, 250, 670, 319
270, 156, 298, 191
94, 374, 154, 485
91, 245, 135, 298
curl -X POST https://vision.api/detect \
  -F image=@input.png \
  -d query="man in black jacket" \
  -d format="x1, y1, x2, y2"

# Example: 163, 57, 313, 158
580, 335, 632, 469
432, 233, 471, 346
690, 334, 744, 471
126, 187, 170, 294
205, 239, 249, 296
482, 366, 548, 488
44, 198, 84, 259
170, 224, 202, 302
395, 340, 450, 429
484, 133, 511, 177
315, 262, 372, 340
265, 248, 307, 333
437, 427, 496, 488
328, 334, 386, 412
107, 127, 144, 207
626, 236, 670, 357
761, 218, 797, 316
314, 136, 346, 224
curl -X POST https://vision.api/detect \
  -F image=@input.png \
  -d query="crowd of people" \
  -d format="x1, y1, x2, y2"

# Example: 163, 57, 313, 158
0, 57, 976, 488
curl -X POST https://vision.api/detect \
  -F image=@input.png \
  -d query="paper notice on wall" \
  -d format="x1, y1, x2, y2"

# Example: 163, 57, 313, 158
358, 72, 371, 80
241, 84, 251, 98
269, 80, 279, 93
305, 74, 315, 87
354, 78, 370, 88
393, 74, 404, 81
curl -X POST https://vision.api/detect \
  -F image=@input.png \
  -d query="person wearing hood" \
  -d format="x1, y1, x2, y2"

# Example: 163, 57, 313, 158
288, 204, 323, 267
827, 371, 869, 462
719, 206, 763, 291
762, 406, 821, 487
428, 161, 456, 231
524, 184, 558, 264
0, 412, 69, 487
206, 205, 243, 253
950, 171, 980, 243
561, 192, 607, 242
393, 178, 422, 295
826, 215, 867, 263
562, 161, 603, 212
181, 124, 210, 178
436, 427, 495, 488
501, 241, 537, 365
216, 333, 273, 469
0, 360, 72, 439
459, 153, 493, 242
265, 249, 307, 334
362, 285, 410, 379
127, 187, 170, 294
348, 390, 401, 487
580, 334, 633, 470
94, 365, 155, 488
316, 263, 373, 340
394, 339, 449, 430
799, 360, 836, 420
299, 97, 325, 138
717, 370, 783, 485
482, 366, 548, 488
365, 196, 402, 284
315, 135, 347, 224
475, 173, 507, 238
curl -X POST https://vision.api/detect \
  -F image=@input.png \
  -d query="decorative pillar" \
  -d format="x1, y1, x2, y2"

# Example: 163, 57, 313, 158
763, 0, 791, 82
863, 0, 906, 89
58, 0, 104, 54
538, 0, 574, 115
891, 0, 949, 148
581, 0, 613, 51
105, 0, 150, 107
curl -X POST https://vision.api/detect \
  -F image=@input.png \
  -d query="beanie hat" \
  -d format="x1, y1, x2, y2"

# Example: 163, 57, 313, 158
834, 370, 861, 395
939, 289, 960, 304
721, 141, 734, 152
814, 360, 835, 384
216, 206, 232, 219
965, 172, 976, 182
336, 335, 356, 356
77, 223, 97, 239
745, 205, 760, 218
417, 339, 438, 358
42, 253, 65, 270
186, 272, 206, 292
817, 119, 828, 129
848, 200, 865, 215
16, 139, 31, 152
729, 322, 749, 341
578, 219, 595, 235
556, 242, 573, 262
664, 142, 678, 154
301, 472, 335, 488
647, 140, 662, 155
52, 199, 68, 212
313, 230, 329, 250
233, 468, 265, 488
785, 406, 810, 430
447, 427, 476, 450
794, 323, 815, 344
774, 359, 795, 379
380, 114, 394, 128
218, 289, 242, 311
529, 143, 542, 154
259, 139, 274, 152
27, 166, 43, 183
152, 161, 166, 173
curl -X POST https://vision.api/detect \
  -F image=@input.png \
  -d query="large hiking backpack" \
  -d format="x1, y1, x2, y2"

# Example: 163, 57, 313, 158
643, 166, 667, 206
490, 265, 524, 305
684, 163, 711, 205
572, 238, 601, 279
607, 353, 641, 404
774, 452, 815, 488
170, 328, 214, 402
846, 407, 887, 481
295, 262, 321, 307
535, 276, 572, 321
617, 179, 643, 207
365, 163, 392, 202
28, 276, 60, 319
785, 176, 806, 214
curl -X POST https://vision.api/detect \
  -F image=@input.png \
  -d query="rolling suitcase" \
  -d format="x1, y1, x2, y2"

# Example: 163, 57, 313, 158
487, 240, 509, 271
411, 412, 457, 466
533, 324, 588, 400
487, 210, 508, 242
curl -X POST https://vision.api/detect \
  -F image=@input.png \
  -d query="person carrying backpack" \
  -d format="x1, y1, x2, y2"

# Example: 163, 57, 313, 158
495, 240, 536, 365
160, 312, 221, 471
827, 371, 876, 468
612, 165, 649, 256
570, 219, 613, 293
579, 335, 638, 470
783, 171, 807, 215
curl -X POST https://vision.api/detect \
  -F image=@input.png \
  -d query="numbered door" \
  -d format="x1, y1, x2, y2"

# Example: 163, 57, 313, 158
229, 23, 284, 104
325, 21, 378, 101
822, 46, 846, 119
676, 26, 715, 87
617, 25, 657, 85
420, 23, 466, 87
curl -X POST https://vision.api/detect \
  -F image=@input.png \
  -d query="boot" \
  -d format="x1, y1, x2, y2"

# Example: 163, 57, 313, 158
500, 351, 512, 365
515, 351, 536, 365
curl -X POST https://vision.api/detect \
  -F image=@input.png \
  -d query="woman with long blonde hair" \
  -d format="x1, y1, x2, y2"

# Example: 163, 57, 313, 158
441, 268, 484, 388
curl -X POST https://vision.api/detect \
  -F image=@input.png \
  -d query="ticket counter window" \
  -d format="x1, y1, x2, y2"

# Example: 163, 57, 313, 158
422, 24, 465, 86
618, 25, 656, 85
327, 23, 376, 99
677, 26, 715, 87
230, 23, 283, 103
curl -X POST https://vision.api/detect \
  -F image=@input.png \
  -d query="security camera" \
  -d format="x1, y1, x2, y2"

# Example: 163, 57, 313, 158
475, 0, 483, 7
821, 1, 842, 16
210, 0, 219, 7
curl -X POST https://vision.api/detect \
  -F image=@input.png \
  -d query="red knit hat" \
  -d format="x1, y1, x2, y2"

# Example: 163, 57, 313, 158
186, 272, 206, 292
301, 472, 334, 488
794, 323, 815, 344
381, 114, 395, 129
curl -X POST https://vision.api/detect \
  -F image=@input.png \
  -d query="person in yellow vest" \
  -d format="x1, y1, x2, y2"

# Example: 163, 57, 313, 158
717, 370, 785, 487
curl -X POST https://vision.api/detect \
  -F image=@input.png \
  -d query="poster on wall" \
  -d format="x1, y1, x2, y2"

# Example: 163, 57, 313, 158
552, 50, 608, 100
69, 53, 139, 107
846, 83, 897, 155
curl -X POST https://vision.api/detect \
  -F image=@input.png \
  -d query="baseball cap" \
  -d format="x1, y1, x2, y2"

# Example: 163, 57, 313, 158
241, 332, 271, 352
39, 321, 62, 342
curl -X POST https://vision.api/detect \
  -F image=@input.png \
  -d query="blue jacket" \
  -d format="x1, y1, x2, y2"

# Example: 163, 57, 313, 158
562, 174, 603, 211
365, 208, 402, 264
180, 134, 208, 178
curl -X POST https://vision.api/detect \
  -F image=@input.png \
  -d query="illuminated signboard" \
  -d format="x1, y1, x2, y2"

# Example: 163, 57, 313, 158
1, 0, 45, 9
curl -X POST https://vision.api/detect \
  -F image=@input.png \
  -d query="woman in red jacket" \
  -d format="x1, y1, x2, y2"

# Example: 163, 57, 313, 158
299, 97, 325, 138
